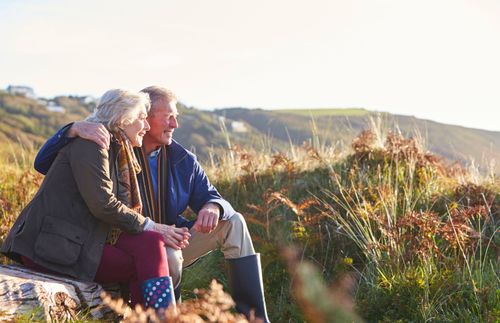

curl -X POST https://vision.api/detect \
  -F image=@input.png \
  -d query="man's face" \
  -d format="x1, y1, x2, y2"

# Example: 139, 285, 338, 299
143, 99, 179, 150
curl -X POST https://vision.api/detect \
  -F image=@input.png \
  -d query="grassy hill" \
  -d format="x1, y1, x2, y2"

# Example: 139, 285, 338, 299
215, 107, 500, 173
0, 90, 96, 154
2, 90, 500, 174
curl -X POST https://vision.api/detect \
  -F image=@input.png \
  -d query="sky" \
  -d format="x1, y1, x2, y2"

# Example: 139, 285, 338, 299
1, 0, 499, 131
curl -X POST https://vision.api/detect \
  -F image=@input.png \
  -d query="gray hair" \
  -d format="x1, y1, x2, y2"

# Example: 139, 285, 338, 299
140, 86, 177, 113
86, 89, 151, 131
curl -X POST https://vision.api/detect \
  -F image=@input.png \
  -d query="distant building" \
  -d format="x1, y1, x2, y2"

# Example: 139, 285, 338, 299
82, 96, 97, 105
7, 85, 36, 99
231, 121, 248, 133
216, 116, 248, 133
47, 101, 65, 113
37, 98, 49, 106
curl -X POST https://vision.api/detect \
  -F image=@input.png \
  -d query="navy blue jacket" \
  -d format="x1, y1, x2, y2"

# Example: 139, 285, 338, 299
34, 124, 237, 228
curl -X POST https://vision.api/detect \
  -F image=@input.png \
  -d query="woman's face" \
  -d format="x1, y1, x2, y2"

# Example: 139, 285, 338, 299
124, 106, 150, 147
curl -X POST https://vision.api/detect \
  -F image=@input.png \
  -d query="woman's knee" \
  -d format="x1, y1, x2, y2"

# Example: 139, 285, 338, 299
127, 231, 169, 277
121, 231, 167, 264
137, 231, 165, 249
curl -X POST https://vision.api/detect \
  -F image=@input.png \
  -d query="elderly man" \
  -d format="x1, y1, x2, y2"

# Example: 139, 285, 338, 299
34, 86, 269, 322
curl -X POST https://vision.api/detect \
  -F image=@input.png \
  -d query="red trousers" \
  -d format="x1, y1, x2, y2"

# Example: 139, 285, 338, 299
23, 231, 169, 307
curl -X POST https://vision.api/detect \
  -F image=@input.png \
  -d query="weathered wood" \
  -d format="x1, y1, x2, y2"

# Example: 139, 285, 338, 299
0, 264, 120, 322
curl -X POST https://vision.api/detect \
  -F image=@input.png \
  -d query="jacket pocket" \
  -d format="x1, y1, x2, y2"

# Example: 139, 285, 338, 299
34, 216, 87, 266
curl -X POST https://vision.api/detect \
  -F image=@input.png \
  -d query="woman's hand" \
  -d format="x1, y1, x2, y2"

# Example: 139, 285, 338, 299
151, 223, 191, 250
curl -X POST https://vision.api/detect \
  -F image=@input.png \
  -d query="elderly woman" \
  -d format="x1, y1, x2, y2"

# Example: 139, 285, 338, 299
1, 89, 181, 310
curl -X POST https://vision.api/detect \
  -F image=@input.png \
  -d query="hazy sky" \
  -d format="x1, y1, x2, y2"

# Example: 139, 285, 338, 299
1, 0, 499, 131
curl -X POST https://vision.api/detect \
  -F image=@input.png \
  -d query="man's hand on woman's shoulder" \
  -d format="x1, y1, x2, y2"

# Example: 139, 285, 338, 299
68, 121, 110, 149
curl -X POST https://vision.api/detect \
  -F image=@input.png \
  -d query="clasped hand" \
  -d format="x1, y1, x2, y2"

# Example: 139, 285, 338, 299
152, 223, 190, 250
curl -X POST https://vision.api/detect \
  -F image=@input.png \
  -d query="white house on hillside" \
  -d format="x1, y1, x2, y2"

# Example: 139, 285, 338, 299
7, 85, 36, 99
47, 101, 65, 113
216, 116, 248, 133
231, 121, 248, 133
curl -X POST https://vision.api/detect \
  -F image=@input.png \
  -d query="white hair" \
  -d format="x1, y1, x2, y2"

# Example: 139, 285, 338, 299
140, 86, 177, 115
86, 89, 151, 131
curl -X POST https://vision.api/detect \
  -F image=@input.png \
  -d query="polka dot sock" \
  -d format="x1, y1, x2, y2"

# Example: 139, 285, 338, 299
141, 276, 176, 310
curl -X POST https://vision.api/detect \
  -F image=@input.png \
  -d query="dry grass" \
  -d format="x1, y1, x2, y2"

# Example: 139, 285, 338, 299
101, 280, 256, 323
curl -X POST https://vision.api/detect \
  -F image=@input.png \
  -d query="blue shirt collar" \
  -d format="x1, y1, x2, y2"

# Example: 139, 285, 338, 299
148, 147, 161, 159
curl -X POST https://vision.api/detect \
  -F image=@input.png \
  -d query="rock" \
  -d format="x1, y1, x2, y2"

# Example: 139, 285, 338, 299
0, 264, 120, 321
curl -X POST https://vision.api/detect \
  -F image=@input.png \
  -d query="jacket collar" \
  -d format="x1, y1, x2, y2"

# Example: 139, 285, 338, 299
166, 140, 189, 165
140, 139, 190, 165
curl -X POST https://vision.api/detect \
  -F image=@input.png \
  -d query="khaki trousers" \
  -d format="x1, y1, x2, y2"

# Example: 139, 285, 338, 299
166, 212, 255, 288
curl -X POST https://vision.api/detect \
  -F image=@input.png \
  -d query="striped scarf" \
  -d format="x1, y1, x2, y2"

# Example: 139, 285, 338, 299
106, 130, 143, 245
134, 145, 169, 225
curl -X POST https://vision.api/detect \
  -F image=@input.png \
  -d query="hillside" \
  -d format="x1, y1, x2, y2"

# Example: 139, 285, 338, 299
215, 107, 500, 172
0, 90, 94, 149
2, 90, 499, 173
0, 90, 266, 160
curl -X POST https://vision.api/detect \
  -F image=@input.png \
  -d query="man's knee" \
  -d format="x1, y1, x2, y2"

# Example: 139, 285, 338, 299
166, 248, 183, 287
223, 213, 255, 258
227, 212, 249, 232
